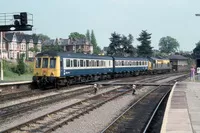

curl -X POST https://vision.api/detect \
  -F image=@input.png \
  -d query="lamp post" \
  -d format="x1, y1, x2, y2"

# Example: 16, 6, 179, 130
0, 32, 3, 81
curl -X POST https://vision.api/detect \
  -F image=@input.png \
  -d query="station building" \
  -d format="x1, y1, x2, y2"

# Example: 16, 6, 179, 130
168, 54, 188, 72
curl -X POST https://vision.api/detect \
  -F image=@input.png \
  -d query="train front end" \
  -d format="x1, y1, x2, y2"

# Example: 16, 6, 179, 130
32, 53, 60, 89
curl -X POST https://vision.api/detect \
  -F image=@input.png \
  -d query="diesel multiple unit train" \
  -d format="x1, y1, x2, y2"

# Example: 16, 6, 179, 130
32, 51, 171, 89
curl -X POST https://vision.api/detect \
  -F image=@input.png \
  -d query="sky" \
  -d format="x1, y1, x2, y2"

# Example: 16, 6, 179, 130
1, 0, 200, 51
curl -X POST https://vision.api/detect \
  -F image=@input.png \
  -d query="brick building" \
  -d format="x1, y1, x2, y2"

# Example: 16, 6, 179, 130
43, 38, 93, 54
0, 32, 41, 60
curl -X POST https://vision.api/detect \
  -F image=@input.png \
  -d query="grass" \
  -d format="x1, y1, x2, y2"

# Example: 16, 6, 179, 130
3, 72, 32, 82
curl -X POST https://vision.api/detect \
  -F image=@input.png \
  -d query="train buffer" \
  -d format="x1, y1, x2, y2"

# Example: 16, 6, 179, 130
88, 82, 173, 87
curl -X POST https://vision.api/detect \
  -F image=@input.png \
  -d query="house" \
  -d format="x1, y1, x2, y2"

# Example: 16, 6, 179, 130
43, 38, 93, 54
0, 32, 41, 60
168, 54, 188, 72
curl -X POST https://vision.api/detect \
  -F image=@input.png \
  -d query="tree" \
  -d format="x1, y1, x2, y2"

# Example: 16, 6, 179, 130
152, 49, 168, 57
193, 41, 200, 58
42, 38, 63, 52
137, 30, 153, 57
86, 29, 90, 41
69, 32, 86, 40
91, 30, 101, 54
16, 54, 26, 75
107, 32, 136, 57
158, 36, 180, 54
37, 34, 50, 43
29, 44, 40, 58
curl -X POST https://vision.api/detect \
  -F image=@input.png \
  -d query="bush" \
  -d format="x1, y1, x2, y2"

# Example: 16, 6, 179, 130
16, 57, 26, 75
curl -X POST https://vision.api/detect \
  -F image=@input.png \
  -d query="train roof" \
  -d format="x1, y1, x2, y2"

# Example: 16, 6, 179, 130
35, 51, 113, 59
114, 57, 148, 61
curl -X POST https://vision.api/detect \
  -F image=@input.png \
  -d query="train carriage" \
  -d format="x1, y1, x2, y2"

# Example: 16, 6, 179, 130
32, 51, 113, 88
113, 57, 149, 76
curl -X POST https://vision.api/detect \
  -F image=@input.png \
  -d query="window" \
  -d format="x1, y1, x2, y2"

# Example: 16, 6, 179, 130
89, 60, 91, 66
91, 60, 94, 66
42, 58, 48, 68
71, 60, 73, 67
77, 60, 80, 67
36, 58, 41, 68
80, 60, 83, 67
86, 60, 89, 67
122, 61, 124, 66
50, 58, 56, 68
74, 59, 77, 67
83, 60, 86, 67
97, 60, 99, 67
66, 59, 70, 67
109, 61, 111, 66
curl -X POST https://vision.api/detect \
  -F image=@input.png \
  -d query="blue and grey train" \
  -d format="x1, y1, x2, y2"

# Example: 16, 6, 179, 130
32, 51, 171, 89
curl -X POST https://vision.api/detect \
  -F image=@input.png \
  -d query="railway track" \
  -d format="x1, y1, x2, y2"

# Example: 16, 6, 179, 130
100, 76, 187, 133
0, 85, 97, 120
0, 72, 184, 103
0, 73, 180, 120
0, 74, 187, 133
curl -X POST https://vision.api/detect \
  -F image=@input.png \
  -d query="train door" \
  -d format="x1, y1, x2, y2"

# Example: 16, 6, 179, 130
60, 57, 64, 77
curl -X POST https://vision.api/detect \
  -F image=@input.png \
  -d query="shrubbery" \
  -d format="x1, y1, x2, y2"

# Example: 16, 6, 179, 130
2, 58, 33, 76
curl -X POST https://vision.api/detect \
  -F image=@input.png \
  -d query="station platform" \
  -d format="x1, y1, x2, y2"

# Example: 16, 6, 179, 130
161, 81, 200, 133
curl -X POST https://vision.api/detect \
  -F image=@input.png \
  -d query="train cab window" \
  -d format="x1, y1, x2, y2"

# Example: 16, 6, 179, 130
50, 58, 56, 68
80, 60, 83, 67
66, 59, 70, 67
36, 58, 41, 68
42, 58, 48, 68
74, 59, 77, 67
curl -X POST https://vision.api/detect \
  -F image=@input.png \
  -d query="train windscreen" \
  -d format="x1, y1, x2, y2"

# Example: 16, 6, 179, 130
36, 58, 41, 68
42, 58, 48, 68
50, 58, 56, 68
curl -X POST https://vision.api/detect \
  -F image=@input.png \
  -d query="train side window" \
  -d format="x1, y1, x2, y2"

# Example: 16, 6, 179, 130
66, 59, 70, 67
50, 58, 56, 68
83, 60, 86, 67
89, 60, 91, 67
91, 60, 94, 67
70, 60, 73, 67
80, 60, 83, 67
109, 61, 111, 66
97, 60, 99, 67
36, 58, 41, 68
94, 60, 97, 67
86, 60, 89, 67
77, 60, 80, 67
74, 59, 77, 67
42, 58, 48, 68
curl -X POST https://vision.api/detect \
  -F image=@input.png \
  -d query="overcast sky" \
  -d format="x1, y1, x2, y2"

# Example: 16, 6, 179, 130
1, 0, 200, 51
